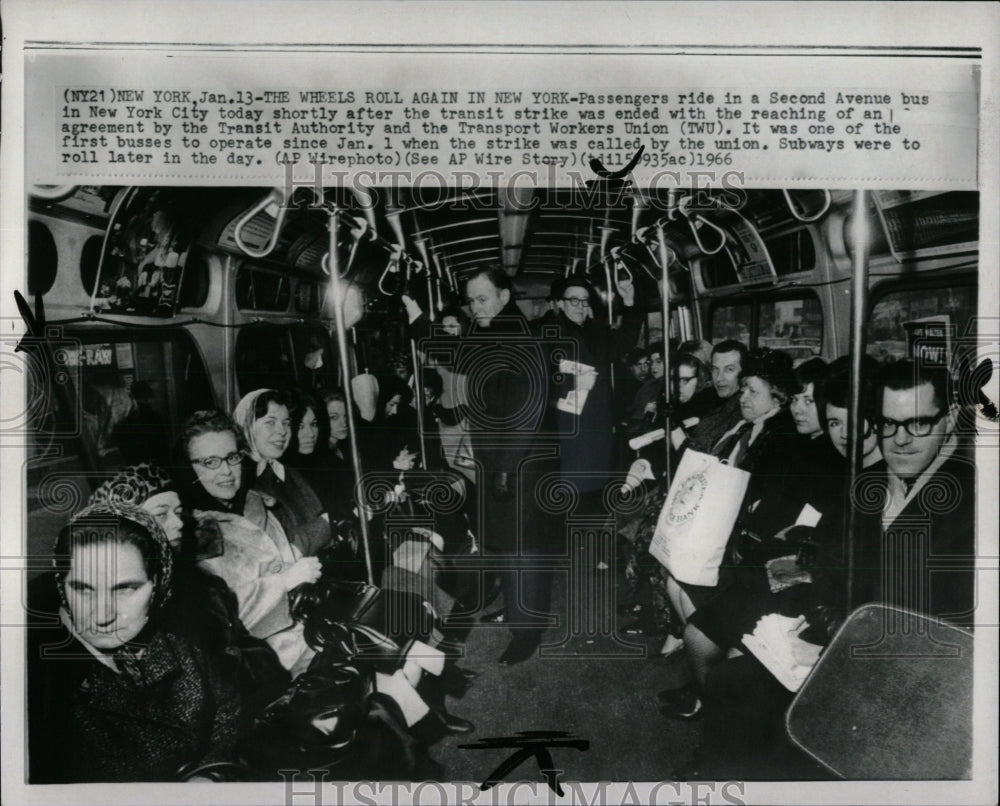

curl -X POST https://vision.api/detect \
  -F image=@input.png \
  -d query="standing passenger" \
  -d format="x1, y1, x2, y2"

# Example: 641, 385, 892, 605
459, 268, 557, 665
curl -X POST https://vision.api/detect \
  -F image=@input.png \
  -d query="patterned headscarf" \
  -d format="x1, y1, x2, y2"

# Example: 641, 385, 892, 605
55, 501, 174, 617
88, 463, 175, 508
233, 388, 287, 481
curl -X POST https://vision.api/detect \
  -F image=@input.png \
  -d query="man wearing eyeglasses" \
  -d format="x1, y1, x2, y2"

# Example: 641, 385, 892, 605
857, 359, 976, 625
548, 276, 641, 517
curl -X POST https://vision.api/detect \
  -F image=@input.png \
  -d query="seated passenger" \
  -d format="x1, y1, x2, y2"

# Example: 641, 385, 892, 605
659, 347, 800, 719
688, 359, 974, 778
682, 339, 749, 453
233, 389, 332, 556
671, 352, 714, 423
87, 463, 290, 726
27, 503, 240, 782
178, 410, 320, 677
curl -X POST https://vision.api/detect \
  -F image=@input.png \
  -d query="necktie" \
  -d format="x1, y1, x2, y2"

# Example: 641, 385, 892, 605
713, 420, 753, 465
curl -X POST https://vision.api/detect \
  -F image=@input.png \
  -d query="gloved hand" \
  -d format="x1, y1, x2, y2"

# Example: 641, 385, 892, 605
800, 604, 845, 647
492, 471, 513, 503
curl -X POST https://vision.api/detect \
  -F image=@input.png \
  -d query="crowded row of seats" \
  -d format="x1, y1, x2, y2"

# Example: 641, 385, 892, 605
26, 274, 979, 782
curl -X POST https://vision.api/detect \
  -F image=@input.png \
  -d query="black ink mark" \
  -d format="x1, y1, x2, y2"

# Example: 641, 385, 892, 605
588, 145, 645, 180
459, 730, 589, 795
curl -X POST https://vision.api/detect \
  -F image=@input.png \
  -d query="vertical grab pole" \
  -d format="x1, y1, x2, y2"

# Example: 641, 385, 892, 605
410, 340, 428, 470
655, 221, 672, 483
327, 206, 375, 585
845, 190, 871, 614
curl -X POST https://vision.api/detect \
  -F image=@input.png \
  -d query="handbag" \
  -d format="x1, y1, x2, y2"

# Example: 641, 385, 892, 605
648, 448, 750, 586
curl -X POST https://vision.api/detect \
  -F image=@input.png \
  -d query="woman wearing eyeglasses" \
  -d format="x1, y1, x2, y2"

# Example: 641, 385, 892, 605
177, 409, 319, 677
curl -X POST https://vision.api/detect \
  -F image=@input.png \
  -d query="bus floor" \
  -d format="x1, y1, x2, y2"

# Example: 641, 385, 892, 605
431, 557, 832, 783
431, 560, 702, 784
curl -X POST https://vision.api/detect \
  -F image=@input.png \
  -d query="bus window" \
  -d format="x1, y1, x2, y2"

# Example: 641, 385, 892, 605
235, 323, 297, 394
710, 302, 751, 346
27, 329, 214, 471
867, 282, 977, 363
766, 229, 815, 277
235, 266, 291, 311
28, 221, 58, 296
758, 294, 823, 360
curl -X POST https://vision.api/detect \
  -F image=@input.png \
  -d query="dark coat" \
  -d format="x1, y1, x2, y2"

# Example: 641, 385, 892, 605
252, 461, 332, 557
459, 300, 559, 554
546, 308, 642, 493
27, 575, 240, 783
827, 453, 976, 625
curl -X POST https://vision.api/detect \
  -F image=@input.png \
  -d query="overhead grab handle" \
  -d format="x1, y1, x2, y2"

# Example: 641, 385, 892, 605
233, 188, 289, 259
677, 197, 727, 255
783, 189, 832, 223
610, 246, 633, 285
378, 245, 404, 296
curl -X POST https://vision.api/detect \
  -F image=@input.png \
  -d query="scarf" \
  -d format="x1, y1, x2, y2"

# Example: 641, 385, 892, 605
233, 389, 287, 482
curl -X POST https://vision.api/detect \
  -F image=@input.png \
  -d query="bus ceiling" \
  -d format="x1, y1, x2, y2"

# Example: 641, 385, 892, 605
28, 186, 978, 310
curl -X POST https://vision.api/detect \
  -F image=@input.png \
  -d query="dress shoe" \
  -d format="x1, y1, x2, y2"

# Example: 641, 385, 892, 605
498, 634, 539, 666
657, 682, 696, 705
437, 710, 476, 734
658, 687, 703, 721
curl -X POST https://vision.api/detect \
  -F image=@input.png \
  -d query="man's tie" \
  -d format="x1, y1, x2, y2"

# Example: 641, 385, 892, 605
713, 420, 753, 465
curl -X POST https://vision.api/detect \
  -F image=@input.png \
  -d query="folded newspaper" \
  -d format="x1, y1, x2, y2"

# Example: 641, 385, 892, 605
741, 614, 823, 692
556, 359, 597, 415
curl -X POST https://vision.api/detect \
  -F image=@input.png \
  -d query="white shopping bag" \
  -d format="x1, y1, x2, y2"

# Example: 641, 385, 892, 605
649, 448, 750, 586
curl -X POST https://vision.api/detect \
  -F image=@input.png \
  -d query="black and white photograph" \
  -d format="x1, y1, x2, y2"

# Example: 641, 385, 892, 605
1, 3, 997, 805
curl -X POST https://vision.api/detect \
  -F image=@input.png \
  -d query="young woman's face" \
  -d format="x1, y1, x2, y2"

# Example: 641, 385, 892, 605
252, 401, 291, 460
675, 364, 699, 404
188, 431, 242, 501
141, 491, 184, 549
327, 400, 349, 446
649, 352, 665, 380
64, 540, 153, 650
790, 382, 822, 436
384, 394, 402, 419
297, 407, 319, 455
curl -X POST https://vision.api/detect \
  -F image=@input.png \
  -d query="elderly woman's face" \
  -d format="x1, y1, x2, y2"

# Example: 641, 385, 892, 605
64, 540, 153, 650
739, 376, 781, 422
253, 401, 291, 460
189, 431, 242, 501
142, 491, 184, 549
297, 407, 319, 455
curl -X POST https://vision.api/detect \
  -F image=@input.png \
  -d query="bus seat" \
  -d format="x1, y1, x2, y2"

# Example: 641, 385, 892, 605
785, 603, 973, 779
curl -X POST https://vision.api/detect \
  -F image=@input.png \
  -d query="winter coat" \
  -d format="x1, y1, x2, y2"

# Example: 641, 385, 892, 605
459, 300, 560, 555
546, 308, 642, 493
195, 490, 315, 675
27, 575, 240, 783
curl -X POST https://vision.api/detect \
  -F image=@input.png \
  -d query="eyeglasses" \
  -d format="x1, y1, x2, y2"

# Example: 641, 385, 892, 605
190, 451, 243, 470
874, 410, 947, 438
562, 297, 589, 308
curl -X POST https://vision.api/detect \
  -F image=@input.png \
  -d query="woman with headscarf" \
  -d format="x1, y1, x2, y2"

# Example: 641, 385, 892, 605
233, 388, 332, 557
27, 502, 240, 782
177, 409, 320, 677
87, 463, 290, 731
